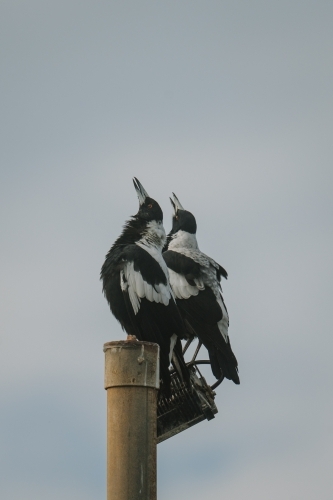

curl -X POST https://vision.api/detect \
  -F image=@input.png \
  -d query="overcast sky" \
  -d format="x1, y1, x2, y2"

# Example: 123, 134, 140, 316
1, 1, 333, 499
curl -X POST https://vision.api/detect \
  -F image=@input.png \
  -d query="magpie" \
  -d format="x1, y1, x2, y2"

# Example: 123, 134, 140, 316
100, 178, 190, 394
163, 193, 240, 385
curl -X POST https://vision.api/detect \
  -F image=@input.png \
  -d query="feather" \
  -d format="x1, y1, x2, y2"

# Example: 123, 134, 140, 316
134, 270, 145, 298
122, 259, 172, 314
168, 268, 199, 299
144, 279, 154, 302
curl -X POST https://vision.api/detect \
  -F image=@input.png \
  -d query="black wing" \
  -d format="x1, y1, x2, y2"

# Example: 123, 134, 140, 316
176, 287, 239, 384
163, 250, 239, 384
163, 250, 202, 286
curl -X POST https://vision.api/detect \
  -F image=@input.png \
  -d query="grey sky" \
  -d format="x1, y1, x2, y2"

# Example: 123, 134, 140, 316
1, 1, 333, 499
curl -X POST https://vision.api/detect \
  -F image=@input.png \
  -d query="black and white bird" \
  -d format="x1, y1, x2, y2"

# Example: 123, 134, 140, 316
100, 178, 190, 394
163, 193, 240, 385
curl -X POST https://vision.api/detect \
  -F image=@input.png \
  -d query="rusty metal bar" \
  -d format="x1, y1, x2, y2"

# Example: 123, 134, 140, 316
104, 335, 159, 500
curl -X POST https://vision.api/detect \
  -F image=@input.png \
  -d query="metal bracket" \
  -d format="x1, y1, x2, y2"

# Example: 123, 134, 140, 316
157, 339, 221, 443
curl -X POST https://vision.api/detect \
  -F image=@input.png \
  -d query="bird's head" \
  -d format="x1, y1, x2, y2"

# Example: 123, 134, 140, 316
169, 193, 197, 235
133, 177, 163, 223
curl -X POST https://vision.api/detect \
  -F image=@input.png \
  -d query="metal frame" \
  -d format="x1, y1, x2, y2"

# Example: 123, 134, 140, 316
178, 338, 224, 391
157, 338, 222, 443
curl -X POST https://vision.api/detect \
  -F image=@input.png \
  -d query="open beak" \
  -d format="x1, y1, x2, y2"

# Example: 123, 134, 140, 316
170, 192, 185, 215
133, 177, 149, 205
169, 197, 176, 214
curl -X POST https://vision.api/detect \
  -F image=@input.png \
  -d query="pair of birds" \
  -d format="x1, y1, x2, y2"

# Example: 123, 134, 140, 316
101, 178, 239, 394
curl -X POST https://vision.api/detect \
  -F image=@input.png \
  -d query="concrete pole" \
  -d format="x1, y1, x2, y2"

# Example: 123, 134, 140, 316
104, 335, 160, 500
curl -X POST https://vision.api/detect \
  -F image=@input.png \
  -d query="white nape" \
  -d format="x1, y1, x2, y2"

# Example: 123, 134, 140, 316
138, 220, 166, 250
168, 230, 199, 250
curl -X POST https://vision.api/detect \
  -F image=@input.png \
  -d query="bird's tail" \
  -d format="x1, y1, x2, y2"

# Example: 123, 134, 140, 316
208, 344, 240, 385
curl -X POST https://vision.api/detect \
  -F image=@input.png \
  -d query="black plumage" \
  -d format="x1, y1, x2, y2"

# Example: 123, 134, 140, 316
100, 178, 190, 393
163, 193, 240, 385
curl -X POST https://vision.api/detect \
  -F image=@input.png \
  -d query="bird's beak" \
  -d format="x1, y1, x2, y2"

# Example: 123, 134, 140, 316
133, 177, 149, 205
169, 196, 176, 215
170, 192, 185, 214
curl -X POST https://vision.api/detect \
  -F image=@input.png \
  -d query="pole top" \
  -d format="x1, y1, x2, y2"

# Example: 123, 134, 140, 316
104, 334, 137, 349
104, 337, 160, 390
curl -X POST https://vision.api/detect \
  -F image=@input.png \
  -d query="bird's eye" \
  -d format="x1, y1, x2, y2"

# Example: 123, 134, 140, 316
175, 215, 179, 220
147, 204, 153, 209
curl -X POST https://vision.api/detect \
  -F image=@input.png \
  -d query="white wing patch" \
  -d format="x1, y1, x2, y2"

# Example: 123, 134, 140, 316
168, 268, 201, 299
120, 268, 140, 315
217, 294, 229, 342
121, 261, 171, 314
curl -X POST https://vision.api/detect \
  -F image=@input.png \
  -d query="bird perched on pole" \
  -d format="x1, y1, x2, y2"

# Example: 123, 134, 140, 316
100, 178, 190, 394
163, 193, 240, 385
